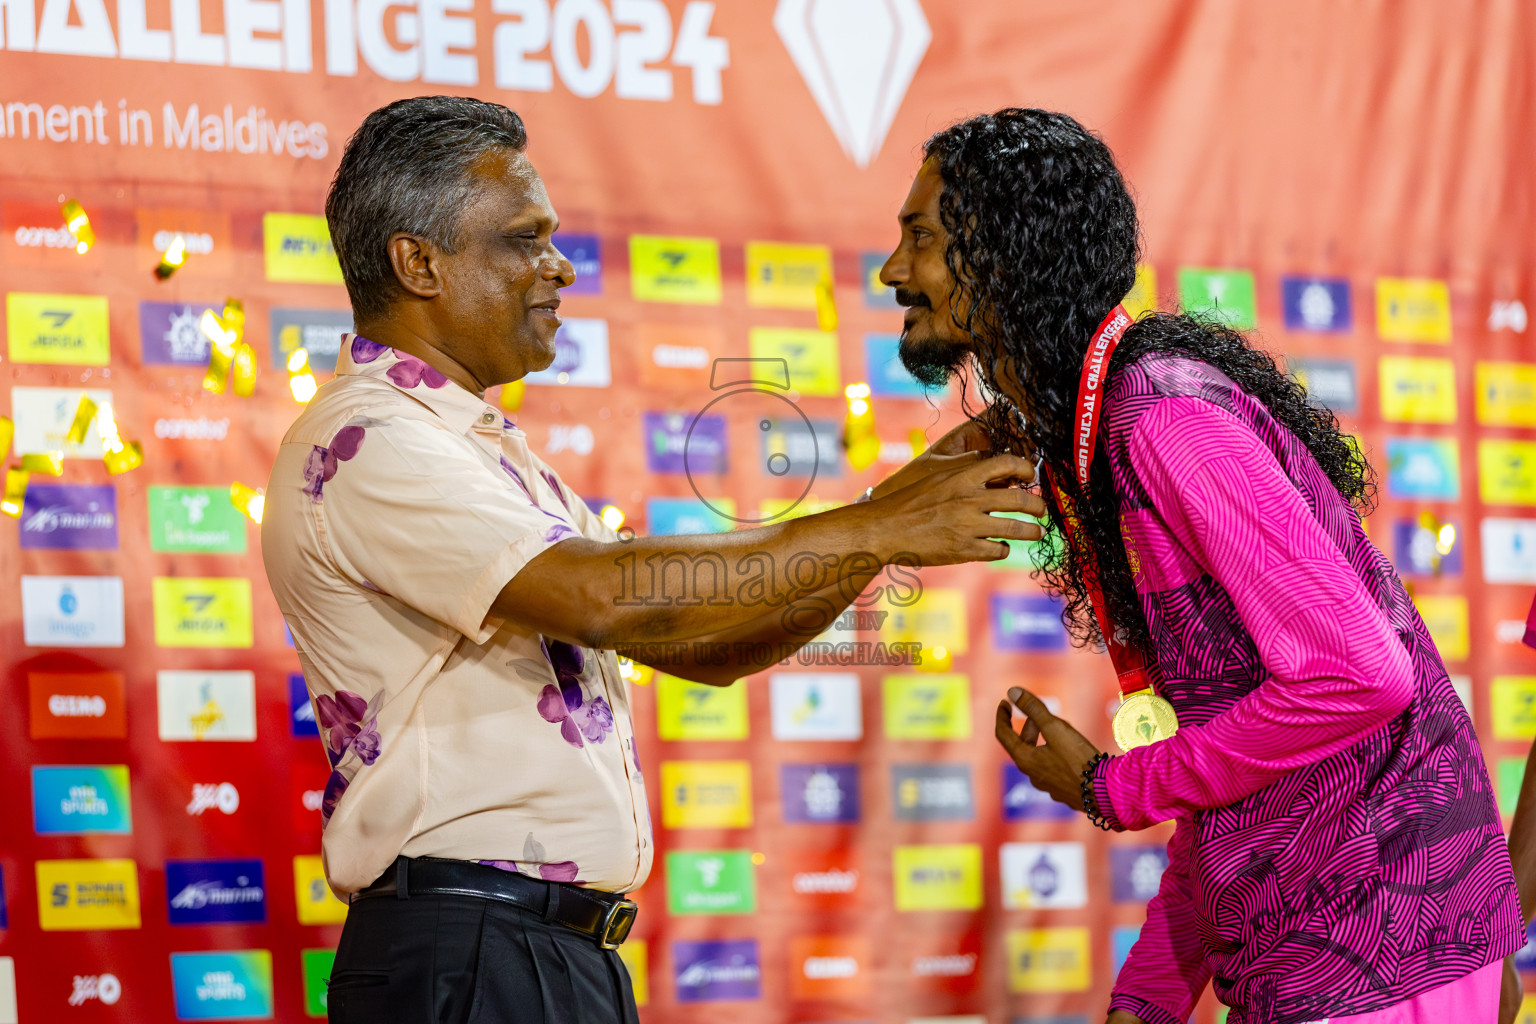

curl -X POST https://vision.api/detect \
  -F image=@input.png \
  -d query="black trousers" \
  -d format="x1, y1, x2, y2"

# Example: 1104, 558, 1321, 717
327, 887, 641, 1024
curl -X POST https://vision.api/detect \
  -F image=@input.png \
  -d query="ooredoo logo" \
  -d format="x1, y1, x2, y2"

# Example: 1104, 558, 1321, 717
29, 671, 126, 739
774, 0, 931, 167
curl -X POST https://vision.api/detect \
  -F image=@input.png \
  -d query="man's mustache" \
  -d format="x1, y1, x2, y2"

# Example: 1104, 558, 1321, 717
894, 287, 931, 309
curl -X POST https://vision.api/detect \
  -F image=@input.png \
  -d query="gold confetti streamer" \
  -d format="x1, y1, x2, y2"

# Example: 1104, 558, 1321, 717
230, 481, 266, 524
155, 235, 187, 279
65, 395, 98, 445
61, 199, 94, 254
19, 452, 64, 476
1, 469, 28, 517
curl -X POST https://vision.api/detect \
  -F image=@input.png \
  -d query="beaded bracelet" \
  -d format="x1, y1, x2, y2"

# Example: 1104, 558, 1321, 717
1080, 752, 1114, 831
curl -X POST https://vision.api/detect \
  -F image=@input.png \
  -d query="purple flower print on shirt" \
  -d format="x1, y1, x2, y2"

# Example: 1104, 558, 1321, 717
314, 687, 384, 824
481, 834, 581, 883
351, 336, 388, 363
501, 457, 577, 542
301, 423, 368, 502
539, 469, 574, 514
386, 354, 449, 390
536, 637, 614, 748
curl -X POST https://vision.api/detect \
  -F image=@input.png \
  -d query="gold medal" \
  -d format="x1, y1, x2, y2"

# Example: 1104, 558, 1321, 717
1112, 688, 1179, 751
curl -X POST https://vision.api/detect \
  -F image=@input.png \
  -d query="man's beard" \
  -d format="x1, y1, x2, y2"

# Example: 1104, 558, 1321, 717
895, 288, 969, 388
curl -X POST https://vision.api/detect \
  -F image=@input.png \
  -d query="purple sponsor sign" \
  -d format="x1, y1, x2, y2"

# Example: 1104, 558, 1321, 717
1391, 518, 1463, 577
553, 232, 601, 295
673, 939, 761, 1002
20, 484, 118, 550
139, 299, 217, 365
1002, 764, 1074, 821
644, 412, 726, 475
991, 593, 1067, 651
1110, 846, 1169, 903
781, 763, 860, 823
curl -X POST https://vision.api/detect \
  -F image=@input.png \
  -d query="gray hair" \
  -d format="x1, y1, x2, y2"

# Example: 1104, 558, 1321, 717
326, 96, 528, 321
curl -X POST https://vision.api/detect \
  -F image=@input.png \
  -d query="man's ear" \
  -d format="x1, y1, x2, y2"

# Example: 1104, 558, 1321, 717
386, 233, 443, 300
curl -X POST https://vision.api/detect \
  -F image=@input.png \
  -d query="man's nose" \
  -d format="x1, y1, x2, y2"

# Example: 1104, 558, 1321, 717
879, 248, 907, 288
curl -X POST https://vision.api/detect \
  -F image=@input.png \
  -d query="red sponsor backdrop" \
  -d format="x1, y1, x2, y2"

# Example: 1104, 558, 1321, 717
3, 1, 1536, 1021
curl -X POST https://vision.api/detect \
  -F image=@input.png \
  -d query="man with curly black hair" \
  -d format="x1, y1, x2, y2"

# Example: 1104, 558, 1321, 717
880, 108, 1523, 1023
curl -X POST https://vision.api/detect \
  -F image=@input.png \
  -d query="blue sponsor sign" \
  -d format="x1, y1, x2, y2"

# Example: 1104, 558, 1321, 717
1386, 438, 1460, 500
1112, 925, 1141, 977
864, 334, 929, 397
1109, 846, 1169, 903
1281, 277, 1351, 332
781, 763, 860, 824
0, 863, 7, 930
139, 299, 217, 365
1515, 921, 1536, 971
646, 497, 732, 535
554, 232, 602, 295
991, 594, 1067, 651
673, 939, 762, 1002
32, 764, 132, 834
644, 412, 726, 475
860, 252, 898, 308
1391, 518, 1463, 577
1002, 764, 1074, 821
167, 859, 267, 925
20, 483, 118, 550
170, 950, 274, 1020
289, 674, 318, 737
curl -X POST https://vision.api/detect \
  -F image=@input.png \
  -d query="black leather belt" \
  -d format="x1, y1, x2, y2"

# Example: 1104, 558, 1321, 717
352, 857, 638, 950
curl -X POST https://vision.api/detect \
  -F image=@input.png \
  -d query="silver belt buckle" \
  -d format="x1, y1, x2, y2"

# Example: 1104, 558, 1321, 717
597, 898, 638, 950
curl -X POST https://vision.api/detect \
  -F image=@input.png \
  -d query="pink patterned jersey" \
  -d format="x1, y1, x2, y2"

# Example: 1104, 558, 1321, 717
1087, 354, 1521, 1024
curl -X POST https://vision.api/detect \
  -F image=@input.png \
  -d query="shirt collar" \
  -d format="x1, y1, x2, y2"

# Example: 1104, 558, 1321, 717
336, 333, 510, 437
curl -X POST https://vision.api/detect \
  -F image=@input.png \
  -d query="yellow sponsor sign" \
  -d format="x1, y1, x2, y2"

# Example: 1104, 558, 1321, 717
1378, 356, 1456, 423
879, 587, 968, 654
293, 855, 348, 924
1480, 440, 1536, 506
1412, 594, 1468, 662
1376, 277, 1451, 342
745, 241, 832, 309
152, 577, 254, 648
656, 674, 748, 741
892, 844, 982, 911
883, 674, 972, 740
1006, 927, 1091, 993
263, 213, 343, 284
1122, 264, 1157, 319
660, 760, 753, 829
1477, 362, 1536, 426
629, 235, 722, 304
1518, 994, 1536, 1024
36, 858, 141, 931
7, 292, 110, 365
618, 941, 648, 1006
749, 327, 841, 396
1492, 677, 1536, 741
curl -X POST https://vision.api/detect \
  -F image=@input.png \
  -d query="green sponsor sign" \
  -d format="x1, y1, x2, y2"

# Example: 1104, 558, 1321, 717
1178, 267, 1257, 329
1498, 756, 1526, 816
149, 486, 247, 553
988, 511, 1047, 572
666, 850, 756, 915
302, 949, 335, 1017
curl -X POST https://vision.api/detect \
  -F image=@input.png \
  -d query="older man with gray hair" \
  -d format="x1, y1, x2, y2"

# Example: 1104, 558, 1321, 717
262, 95, 1043, 1023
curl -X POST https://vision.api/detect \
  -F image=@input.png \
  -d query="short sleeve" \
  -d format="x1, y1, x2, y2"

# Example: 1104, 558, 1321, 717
313, 415, 583, 642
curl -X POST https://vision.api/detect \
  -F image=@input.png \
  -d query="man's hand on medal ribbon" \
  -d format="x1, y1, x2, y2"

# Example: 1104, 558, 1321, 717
994, 686, 1102, 811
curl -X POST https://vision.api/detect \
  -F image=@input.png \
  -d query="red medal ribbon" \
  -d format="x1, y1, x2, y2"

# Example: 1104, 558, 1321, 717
1051, 304, 1150, 697
1073, 305, 1133, 489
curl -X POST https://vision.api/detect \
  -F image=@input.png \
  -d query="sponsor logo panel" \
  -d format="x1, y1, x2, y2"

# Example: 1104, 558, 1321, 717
672, 939, 760, 1002
28, 670, 126, 739
169, 950, 274, 1020
32, 765, 132, 834
892, 844, 982, 912
661, 761, 753, 829
151, 577, 254, 648
35, 859, 140, 930
157, 670, 258, 741
770, 672, 862, 741
1000, 843, 1088, 909
166, 859, 267, 925
7, 292, 110, 365
657, 674, 748, 741
20, 483, 117, 550
21, 575, 125, 647
781, 763, 859, 824
264, 212, 342, 283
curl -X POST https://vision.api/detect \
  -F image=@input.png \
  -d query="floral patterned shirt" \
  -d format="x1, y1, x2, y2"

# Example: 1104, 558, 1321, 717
262, 336, 652, 896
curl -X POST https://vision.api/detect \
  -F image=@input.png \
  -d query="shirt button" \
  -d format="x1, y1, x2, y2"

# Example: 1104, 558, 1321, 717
481, 411, 497, 425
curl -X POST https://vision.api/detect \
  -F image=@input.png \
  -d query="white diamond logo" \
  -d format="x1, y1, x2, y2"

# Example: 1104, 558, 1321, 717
774, 0, 932, 168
